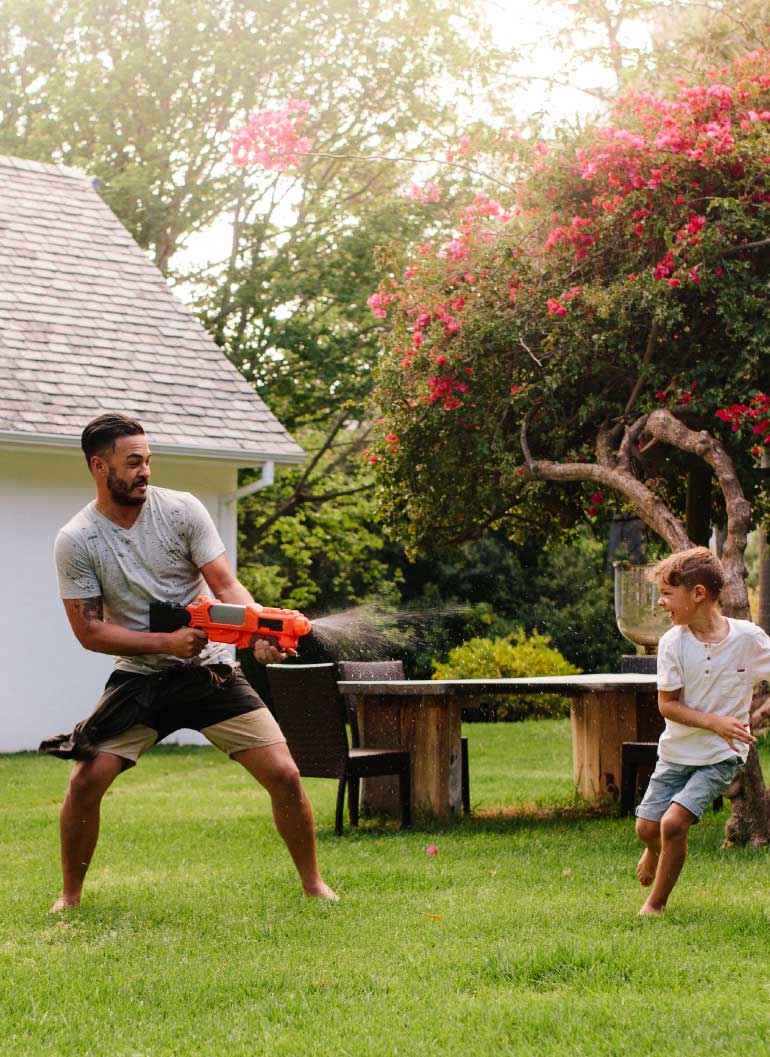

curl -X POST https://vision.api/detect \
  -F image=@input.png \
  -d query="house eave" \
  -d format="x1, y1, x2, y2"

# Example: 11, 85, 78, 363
0, 430, 306, 466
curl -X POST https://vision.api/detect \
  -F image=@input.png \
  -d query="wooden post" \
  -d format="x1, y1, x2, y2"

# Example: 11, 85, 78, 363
355, 693, 402, 816
356, 691, 464, 821
570, 691, 638, 800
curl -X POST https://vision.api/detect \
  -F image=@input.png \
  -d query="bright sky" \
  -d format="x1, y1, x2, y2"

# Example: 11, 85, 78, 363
484, 0, 652, 122
178, 1, 652, 274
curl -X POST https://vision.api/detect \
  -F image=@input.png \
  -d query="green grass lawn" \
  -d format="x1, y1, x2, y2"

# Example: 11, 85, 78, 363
2, 721, 770, 1057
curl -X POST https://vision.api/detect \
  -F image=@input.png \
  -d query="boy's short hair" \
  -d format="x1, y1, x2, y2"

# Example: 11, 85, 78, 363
648, 546, 724, 600
81, 413, 145, 468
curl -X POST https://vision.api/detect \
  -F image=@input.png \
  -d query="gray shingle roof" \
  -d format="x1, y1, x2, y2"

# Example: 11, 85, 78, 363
0, 154, 304, 462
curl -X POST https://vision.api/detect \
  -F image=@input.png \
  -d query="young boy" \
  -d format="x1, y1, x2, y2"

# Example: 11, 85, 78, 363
635, 546, 770, 916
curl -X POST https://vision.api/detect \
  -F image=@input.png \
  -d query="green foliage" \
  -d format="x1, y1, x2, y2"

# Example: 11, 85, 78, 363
371, 51, 770, 560
400, 530, 626, 677
235, 423, 401, 614
432, 628, 580, 721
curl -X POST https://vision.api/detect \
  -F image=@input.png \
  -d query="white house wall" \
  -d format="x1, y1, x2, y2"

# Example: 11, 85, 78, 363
0, 447, 240, 751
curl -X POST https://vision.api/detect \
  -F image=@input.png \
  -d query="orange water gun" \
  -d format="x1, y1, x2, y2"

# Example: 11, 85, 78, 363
149, 597, 312, 652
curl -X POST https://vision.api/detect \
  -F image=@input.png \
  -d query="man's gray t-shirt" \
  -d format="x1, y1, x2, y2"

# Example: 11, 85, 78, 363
54, 486, 233, 674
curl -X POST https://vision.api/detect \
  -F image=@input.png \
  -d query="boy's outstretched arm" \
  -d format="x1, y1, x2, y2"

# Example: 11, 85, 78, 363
658, 690, 756, 753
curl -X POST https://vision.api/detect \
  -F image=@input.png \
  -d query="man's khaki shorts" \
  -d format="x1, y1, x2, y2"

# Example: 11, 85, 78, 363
96, 707, 286, 765
92, 664, 286, 765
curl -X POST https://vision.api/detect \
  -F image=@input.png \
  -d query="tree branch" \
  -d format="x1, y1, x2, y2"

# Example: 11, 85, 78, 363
618, 415, 649, 473
623, 320, 659, 418
520, 414, 691, 551
644, 410, 752, 617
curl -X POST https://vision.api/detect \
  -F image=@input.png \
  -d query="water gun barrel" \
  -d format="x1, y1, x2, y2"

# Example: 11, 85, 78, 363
149, 598, 312, 651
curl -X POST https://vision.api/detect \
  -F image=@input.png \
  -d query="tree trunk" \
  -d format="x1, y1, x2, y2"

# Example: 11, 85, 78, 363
685, 460, 711, 546
758, 452, 770, 633
723, 745, 770, 847
758, 528, 770, 633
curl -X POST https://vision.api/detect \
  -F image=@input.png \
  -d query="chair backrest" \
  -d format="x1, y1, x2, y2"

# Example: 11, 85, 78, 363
265, 663, 349, 778
337, 660, 405, 682
337, 661, 406, 748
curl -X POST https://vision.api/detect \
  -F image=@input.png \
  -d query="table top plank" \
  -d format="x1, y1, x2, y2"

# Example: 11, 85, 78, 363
338, 674, 658, 697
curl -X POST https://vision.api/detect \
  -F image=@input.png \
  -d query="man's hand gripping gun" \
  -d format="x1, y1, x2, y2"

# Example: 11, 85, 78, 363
149, 597, 312, 652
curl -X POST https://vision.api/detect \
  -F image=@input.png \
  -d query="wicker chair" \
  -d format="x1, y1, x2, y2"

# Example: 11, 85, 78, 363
266, 662, 411, 834
338, 659, 471, 816
337, 660, 405, 747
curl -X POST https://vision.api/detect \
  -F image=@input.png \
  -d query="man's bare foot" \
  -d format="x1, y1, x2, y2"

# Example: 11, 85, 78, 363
49, 894, 80, 913
638, 901, 665, 917
302, 882, 339, 901
636, 847, 659, 887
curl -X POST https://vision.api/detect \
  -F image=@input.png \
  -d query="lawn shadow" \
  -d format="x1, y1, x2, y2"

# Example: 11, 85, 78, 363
314, 799, 622, 839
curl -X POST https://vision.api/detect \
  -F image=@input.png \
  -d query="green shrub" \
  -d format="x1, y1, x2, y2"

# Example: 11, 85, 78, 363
431, 628, 580, 721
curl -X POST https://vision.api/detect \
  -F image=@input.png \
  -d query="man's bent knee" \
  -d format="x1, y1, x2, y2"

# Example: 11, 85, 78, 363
265, 760, 303, 800
67, 754, 123, 804
234, 743, 303, 795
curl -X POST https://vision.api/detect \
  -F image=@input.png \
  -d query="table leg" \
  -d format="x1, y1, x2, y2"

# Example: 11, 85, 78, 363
356, 693, 464, 822
570, 691, 638, 800
355, 693, 401, 816
635, 689, 664, 742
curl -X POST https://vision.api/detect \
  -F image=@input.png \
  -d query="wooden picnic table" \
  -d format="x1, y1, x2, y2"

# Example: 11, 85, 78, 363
338, 674, 662, 822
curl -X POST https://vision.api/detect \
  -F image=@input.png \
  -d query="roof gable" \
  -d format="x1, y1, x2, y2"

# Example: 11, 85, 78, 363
0, 154, 304, 463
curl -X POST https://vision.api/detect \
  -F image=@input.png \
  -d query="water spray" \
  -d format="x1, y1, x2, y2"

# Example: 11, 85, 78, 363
150, 597, 470, 662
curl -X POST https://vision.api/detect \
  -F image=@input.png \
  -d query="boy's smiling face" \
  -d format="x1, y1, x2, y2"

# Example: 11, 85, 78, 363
656, 576, 706, 625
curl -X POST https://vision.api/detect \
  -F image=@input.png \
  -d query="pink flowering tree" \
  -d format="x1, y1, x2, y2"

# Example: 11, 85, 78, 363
364, 51, 770, 844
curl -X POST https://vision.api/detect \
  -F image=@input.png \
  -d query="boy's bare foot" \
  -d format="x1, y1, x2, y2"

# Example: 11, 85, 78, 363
302, 882, 339, 901
638, 901, 665, 917
636, 847, 659, 887
49, 894, 80, 913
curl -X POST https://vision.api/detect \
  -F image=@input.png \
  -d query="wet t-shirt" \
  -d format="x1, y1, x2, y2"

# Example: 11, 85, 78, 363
54, 486, 233, 674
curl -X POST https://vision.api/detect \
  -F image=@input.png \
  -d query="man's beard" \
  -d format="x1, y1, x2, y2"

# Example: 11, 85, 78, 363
107, 468, 148, 507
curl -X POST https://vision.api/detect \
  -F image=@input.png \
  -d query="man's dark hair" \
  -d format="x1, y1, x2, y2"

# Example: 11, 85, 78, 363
81, 413, 145, 468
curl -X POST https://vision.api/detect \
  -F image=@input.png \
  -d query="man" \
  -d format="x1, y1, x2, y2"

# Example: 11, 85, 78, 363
45, 412, 336, 910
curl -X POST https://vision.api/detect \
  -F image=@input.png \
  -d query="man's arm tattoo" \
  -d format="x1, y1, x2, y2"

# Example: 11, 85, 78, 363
78, 597, 104, 623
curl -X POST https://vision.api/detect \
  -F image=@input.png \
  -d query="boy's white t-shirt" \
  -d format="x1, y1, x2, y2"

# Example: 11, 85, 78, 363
657, 618, 770, 765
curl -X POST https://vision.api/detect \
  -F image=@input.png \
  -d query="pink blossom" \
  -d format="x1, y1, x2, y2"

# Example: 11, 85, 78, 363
231, 99, 312, 171
409, 182, 442, 204
367, 291, 393, 318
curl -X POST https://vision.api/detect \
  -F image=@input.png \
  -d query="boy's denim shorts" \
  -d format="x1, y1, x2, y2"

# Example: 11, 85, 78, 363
635, 756, 743, 822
